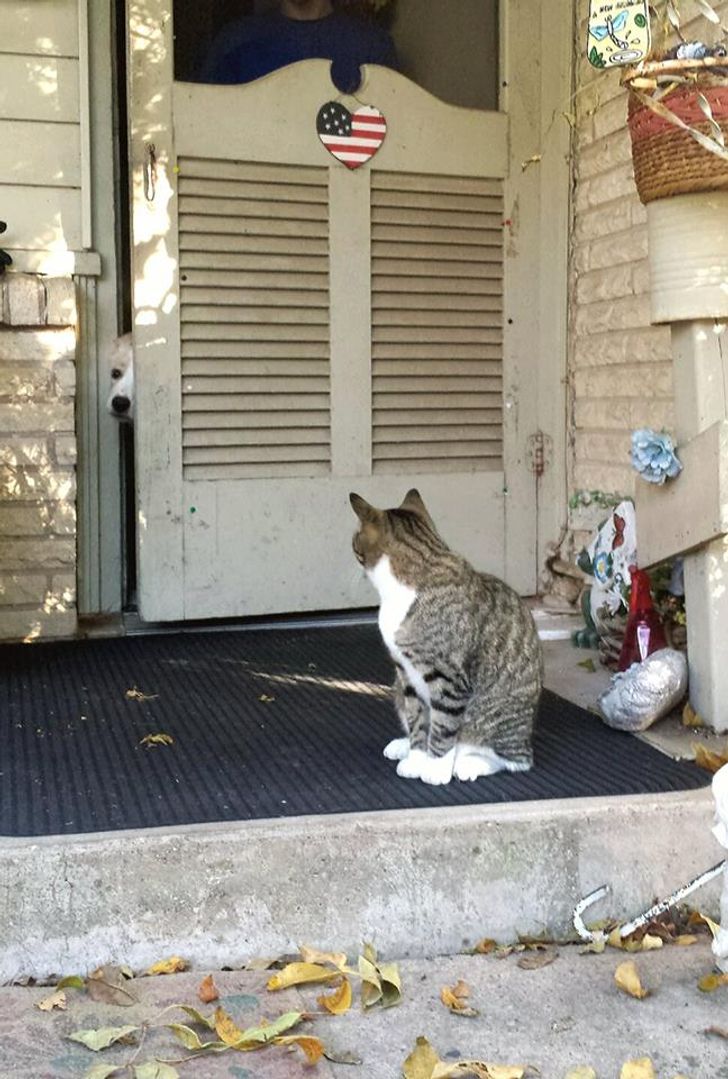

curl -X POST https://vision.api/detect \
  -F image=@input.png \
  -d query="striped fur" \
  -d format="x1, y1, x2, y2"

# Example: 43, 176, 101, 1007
350, 489, 542, 785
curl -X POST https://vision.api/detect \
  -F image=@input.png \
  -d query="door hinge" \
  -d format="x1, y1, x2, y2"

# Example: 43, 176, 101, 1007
526, 431, 553, 477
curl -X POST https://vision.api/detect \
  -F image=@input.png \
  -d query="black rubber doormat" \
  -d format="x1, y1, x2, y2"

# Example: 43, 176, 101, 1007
0, 623, 709, 836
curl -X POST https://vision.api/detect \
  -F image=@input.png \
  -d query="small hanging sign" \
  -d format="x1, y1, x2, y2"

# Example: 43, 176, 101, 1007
316, 102, 387, 169
587, 1, 651, 68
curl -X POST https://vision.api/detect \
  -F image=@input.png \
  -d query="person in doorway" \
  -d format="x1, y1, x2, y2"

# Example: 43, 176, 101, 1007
197, 0, 398, 93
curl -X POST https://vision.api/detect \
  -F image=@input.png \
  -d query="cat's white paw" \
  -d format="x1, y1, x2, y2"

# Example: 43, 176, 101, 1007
383, 736, 411, 761
396, 748, 428, 779
418, 749, 456, 786
453, 753, 500, 782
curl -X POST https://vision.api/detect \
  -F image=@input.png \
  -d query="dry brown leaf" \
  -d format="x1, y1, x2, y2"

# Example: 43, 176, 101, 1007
698, 971, 728, 992
682, 702, 704, 727
517, 947, 558, 970
403, 1036, 442, 1079
125, 687, 158, 702
705, 1025, 728, 1038
674, 934, 698, 946
693, 741, 728, 773
214, 1005, 245, 1046
88, 965, 136, 1006
146, 956, 188, 976
440, 979, 480, 1017
620, 1060, 656, 1079
299, 944, 348, 969
36, 989, 66, 1012
614, 959, 649, 999
267, 962, 340, 991
139, 732, 174, 748
433, 1063, 529, 1078
317, 977, 352, 1015
564, 1069, 597, 1079
197, 974, 219, 1004
472, 938, 497, 954
274, 1034, 325, 1063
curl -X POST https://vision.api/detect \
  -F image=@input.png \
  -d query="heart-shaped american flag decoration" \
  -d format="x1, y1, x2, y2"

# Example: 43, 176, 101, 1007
316, 101, 387, 169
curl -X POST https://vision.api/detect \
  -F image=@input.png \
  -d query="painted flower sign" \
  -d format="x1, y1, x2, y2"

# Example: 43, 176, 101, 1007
587, 0, 651, 68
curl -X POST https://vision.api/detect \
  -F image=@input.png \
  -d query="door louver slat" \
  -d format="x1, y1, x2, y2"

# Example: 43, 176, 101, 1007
371, 171, 504, 475
178, 158, 331, 481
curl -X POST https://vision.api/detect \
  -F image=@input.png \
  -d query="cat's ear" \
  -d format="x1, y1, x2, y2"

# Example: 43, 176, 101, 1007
400, 488, 427, 514
350, 492, 378, 522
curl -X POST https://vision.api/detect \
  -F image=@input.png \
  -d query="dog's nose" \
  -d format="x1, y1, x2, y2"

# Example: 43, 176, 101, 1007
111, 395, 130, 414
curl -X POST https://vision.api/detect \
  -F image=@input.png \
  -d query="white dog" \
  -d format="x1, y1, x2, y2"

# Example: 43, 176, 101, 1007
107, 333, 134, 422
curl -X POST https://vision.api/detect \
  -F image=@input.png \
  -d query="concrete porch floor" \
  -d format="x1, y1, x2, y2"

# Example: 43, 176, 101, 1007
0, 609, 723, 992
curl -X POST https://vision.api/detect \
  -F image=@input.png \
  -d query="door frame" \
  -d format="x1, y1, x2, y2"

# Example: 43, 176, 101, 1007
117, 0, 573, 621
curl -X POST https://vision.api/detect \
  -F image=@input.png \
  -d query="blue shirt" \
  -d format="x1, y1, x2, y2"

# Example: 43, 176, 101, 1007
197, 11, 398, 93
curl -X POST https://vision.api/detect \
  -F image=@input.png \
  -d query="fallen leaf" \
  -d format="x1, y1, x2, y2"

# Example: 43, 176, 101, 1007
139, 733, 174, 748
324, 1047, 363, 1064
579, 938, 607, 955
133, 1065, 179, 1079
197, 974, 219, 1004
682, 702, 705, 728
620, 1060, 656, 1079
693, 741, 728, 773
267, 962, 340, 991
433, 1063, 529, 1078
299, 944, 348, 969
243, 956, 286, 971
175, 1005, 215, 1030
214, 1006, 246, 1047
403, 1036, 441, 1079
36, 989, 67, 1011
357, 943, 401, 1009
317, 977, 352, 1014
577, 658, 596, 672
274, 1034, 324, 1063
517, 947, 558, 970
232, 1011, 303, 1049
472, 938, 497, 954
639, 934, 663, 952
146, 956, 188, 976
126, 687, 159, 702
68, 1025, 139, 1052
88, 965, 137, 1006
84, 1066, 124, 1079
379, 960, 402, 1008
705, 1025, 728, 1038
564, 1070, 597, 1079
614, 959, 649, 999
57, 975, 86, 990
674, 934, 698, 946
440, 979, 480, 1017
258, 694, 275, 703
167, 1024, 227, 1053
698, 971, 728, 992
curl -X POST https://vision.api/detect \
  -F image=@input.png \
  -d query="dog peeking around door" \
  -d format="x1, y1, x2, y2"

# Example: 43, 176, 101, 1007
107, 333, 134, 422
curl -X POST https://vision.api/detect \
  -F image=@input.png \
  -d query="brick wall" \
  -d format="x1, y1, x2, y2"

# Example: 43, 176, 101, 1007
568, 0, 728, 551
0, 274, 77, 641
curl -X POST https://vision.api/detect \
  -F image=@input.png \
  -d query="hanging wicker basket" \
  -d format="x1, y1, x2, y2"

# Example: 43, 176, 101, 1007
625, 58, 728, 204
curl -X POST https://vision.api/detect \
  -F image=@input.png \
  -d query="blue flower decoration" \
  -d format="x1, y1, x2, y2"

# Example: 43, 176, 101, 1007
631, 428, 683, 485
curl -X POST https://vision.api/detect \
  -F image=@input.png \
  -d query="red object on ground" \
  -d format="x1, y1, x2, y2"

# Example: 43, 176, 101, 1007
618, 567, 668, 672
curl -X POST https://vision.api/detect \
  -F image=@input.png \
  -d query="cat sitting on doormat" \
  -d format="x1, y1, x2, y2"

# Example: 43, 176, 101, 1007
350, 489, 542, 786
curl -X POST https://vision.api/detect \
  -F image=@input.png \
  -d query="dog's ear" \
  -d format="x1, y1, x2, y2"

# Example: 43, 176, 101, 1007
349, 492, 378, 522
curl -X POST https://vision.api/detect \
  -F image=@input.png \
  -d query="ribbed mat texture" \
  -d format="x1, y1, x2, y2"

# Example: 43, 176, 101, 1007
0, 623, 708, 836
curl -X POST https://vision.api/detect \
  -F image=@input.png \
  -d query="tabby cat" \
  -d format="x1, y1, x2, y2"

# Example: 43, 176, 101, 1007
350, 489, 542, 786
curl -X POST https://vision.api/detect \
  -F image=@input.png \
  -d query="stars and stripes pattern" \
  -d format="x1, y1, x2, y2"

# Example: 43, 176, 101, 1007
316, 101, 387, 169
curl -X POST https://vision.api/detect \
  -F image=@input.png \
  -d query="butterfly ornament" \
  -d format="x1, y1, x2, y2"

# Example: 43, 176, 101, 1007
587, 1, 651, 68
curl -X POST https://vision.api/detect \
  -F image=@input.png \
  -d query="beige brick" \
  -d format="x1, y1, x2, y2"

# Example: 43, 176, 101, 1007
592, 92, 628, 142
574, 199, 633, 242
0, 327, 76, 363
574, 363, 674, 399
575, 294, 652, 336
579, 225, 649, 272
0, 399, 74, 433
577, 131, 632, 181
574, 430, 632, 465
53, 435, 77, 465
0, 573, 49, 606
52, 360, 76, 395
0, 438, 52, 468
3, 274, 45, 327
0, 537, 75, 568
0, 363, 55, 399
0, 467, 75, 502
575, 397, 674, 430
576, 265, 633, 305
0, 503, 75, 537
44, 278, 77, 327
574, 326, 671, 368
572, 461, 635, 495
580, 164, 639, 209
0, 607, 77, 642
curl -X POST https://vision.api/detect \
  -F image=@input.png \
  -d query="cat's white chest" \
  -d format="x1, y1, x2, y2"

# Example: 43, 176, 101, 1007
367, 556, 430, 703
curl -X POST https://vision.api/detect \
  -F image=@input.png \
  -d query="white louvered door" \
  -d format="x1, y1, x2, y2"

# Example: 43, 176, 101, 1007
128, 18, 519, 621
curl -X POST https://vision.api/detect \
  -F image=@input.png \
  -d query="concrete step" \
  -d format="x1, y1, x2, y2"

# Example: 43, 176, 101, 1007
0, 788, 720, 983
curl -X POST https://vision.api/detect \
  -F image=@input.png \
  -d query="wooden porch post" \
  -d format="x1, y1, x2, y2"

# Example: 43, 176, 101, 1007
636, 192, 728, 731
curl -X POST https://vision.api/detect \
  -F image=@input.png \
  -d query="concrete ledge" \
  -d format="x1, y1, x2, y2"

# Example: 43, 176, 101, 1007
0, 790, 720, 982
